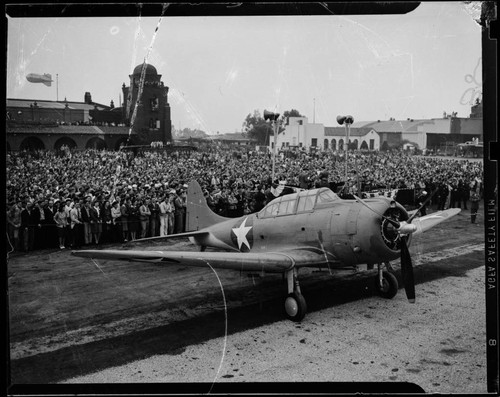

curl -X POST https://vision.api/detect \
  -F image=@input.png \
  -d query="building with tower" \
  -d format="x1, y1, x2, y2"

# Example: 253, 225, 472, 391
6, 62, 172, 151
122, 63, 172, 144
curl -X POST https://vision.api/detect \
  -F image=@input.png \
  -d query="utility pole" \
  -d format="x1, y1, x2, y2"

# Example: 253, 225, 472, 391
337, 115, 354, 194
313, 98, 316, 123
264, 110, 280, 182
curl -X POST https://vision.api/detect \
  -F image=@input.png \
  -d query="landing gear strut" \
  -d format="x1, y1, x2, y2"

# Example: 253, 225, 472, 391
284, 268, 307, 321
375, 262, 398, 299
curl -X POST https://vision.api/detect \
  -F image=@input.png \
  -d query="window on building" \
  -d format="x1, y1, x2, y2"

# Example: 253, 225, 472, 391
311, 138, 317, 147
156, 119, 160, 129
150, 96, 159, 111
369, 139, 375, 150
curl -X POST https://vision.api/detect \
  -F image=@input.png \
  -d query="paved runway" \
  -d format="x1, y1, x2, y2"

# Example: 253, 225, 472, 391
7, 204, 488, 393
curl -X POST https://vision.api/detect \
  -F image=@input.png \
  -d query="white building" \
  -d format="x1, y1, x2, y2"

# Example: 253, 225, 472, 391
271, 115, 482, 152
273, 116, 325, 150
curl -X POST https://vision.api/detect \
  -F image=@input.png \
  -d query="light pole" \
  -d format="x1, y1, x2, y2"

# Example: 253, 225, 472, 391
336, 115, 354, 193
264, 110, 280, 182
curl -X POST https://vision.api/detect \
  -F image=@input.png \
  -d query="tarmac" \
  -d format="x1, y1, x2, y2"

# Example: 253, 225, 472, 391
7, 203, 490, 393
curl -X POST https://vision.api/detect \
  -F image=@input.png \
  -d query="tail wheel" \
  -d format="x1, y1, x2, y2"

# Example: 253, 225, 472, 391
375, 271, 398, 299
284, 292, 307, 322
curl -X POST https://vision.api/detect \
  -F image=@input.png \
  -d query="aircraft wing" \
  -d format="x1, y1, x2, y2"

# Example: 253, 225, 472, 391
71, 246, 339, 274
412, 208, 461, 235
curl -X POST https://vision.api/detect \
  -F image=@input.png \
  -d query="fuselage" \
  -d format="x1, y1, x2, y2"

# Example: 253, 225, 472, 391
190, 188, 409, 267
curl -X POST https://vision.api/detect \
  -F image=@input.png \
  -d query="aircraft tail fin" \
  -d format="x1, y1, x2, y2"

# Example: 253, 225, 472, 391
186, 180, 228, 231
43, 74, 52, 86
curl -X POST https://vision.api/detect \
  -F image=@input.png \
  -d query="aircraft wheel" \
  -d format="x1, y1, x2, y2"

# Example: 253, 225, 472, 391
375, 271, 398, 299
284, 292, 307, 322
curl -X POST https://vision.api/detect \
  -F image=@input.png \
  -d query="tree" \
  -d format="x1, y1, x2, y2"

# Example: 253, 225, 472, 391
278, 109, 303, 133
242, 110, 273, 145
280, 109, 302, 124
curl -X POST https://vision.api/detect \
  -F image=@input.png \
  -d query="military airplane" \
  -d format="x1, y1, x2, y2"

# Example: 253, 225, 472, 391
26, 73, 53, 86
72, 181, 460, 321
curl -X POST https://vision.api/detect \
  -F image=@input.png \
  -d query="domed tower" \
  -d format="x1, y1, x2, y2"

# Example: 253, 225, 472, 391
122, 62, 172, 144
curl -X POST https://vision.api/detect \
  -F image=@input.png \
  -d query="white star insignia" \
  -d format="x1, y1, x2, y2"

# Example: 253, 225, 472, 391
232, 217, 252, 251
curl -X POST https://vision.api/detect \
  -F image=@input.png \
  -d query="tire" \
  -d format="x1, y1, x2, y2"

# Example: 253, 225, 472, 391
375, 271, 398, 299
284, 292, 307, 322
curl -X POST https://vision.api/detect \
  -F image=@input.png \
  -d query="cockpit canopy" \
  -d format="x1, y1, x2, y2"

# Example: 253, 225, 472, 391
258, 188, 340, 218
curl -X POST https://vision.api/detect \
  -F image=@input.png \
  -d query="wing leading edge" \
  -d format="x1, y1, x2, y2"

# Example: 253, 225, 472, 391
71, 247, 339, 274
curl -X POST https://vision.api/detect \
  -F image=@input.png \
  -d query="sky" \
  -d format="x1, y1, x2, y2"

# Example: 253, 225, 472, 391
6, 2, 483, 135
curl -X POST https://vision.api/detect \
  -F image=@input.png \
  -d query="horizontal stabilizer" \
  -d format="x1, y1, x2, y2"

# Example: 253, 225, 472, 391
129, 230, 209, 243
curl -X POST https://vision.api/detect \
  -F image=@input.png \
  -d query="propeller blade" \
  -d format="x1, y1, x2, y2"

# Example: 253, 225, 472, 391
352, 194, 400, 228
400, 235, 415, 303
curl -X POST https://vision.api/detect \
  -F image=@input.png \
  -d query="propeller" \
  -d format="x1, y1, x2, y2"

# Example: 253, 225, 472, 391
353, 189, 437, 303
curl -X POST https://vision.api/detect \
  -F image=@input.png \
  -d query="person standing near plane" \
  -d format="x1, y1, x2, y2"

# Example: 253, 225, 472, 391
159, 195, 169, 236
149, 197, 160, 237
128, 199, 140, 241
111, 201, 122, 242
53, 203, 68, 249
7, 201, 22, 251
174, 189, 187, 233
120, 198, 130, 242
416, 190, 428, 216
69, 202, 83, 249
167, 190, 177, 234
139, 199, 151, 239
21, 202, 37, 252
470, 177, 481, 224
89, 200, 102, 245
81, 199, 92, 246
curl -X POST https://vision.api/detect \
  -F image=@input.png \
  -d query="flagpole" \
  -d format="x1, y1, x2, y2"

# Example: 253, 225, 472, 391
313, 98, 316, 123
264, 110, 280, 183
337, 115, 354, 195
272, 119, 278, 182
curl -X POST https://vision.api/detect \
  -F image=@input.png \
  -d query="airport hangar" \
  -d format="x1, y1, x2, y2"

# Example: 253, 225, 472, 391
6, 63, 172, 152
273, 99, 483, 153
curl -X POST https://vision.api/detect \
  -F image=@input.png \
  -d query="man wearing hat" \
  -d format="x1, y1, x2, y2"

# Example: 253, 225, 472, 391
21, 202, 37, 252
174, 189, 187, 233
6, 201, 22, 251
470, 177, 481, 224
33, 199, 46, 249
158, 195, 169, 237
167, 190, 176, 234
416, 190, 428, 216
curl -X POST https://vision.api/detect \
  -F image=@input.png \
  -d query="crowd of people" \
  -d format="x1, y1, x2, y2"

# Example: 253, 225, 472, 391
6, 145, 484, 253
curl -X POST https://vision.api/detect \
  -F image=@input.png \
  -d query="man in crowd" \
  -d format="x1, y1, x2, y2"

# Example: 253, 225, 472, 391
7, 201, 22, 251
70, 201, 83, 249
81, 199, 92, 246
6, 147, 484, 252
470, 177, 481, 224
21, 202, 37, 252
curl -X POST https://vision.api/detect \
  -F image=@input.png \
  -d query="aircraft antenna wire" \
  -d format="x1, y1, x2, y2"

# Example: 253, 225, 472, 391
5, 231, 15, 265
316, 233, 333, 276
201, 259, 228, 394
